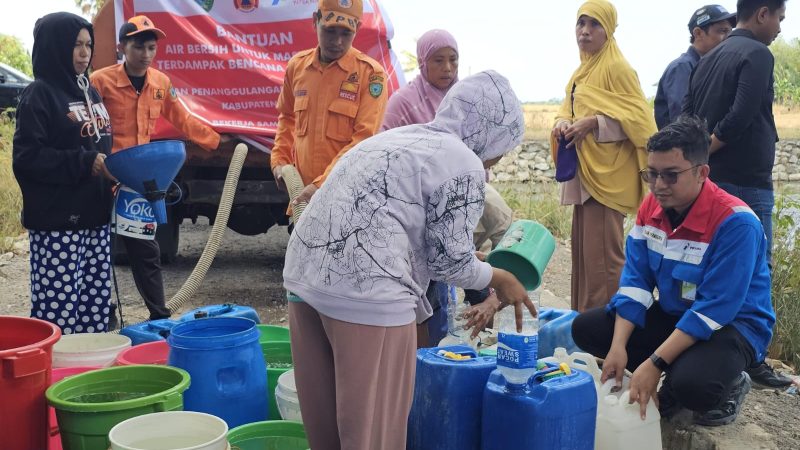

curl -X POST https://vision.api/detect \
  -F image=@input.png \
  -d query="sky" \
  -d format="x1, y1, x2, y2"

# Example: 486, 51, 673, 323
3, 0, 800, 102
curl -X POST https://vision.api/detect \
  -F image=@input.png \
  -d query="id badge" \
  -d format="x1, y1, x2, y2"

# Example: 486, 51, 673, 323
681, 281, 697, 302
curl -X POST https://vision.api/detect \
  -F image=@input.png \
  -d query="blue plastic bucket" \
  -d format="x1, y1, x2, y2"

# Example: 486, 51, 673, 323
407, 345, 496, 450
167, 317, 267, 428
481, 366, 597, 450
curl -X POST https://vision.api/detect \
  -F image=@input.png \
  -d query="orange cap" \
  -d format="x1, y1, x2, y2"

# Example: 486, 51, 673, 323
119, 15, 166, 41
317, 0, 363, 32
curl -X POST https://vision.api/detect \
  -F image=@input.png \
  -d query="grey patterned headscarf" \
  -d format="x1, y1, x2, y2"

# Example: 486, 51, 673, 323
431, 70, 524, 162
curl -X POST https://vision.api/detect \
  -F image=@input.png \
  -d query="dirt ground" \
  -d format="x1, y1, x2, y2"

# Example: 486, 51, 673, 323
1, 218, 798, 448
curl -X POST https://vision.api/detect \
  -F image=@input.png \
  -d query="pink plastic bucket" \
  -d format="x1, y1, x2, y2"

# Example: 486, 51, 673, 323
115, 340, 169, 366
48, 366, 98, 450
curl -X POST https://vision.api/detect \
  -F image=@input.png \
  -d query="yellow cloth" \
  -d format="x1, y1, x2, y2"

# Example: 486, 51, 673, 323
550, 0, 656, 215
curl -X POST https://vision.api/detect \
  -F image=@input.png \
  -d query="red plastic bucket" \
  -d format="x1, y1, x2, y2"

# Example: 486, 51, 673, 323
0, 315, 61, 450
48, 367, 98, 450
115, 340, 169, 366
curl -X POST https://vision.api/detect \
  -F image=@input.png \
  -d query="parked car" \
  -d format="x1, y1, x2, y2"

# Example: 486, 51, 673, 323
0, 62, 32, 109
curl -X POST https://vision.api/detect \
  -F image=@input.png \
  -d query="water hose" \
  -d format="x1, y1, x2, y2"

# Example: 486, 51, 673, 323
112, 143, 248, 332
281, 164, 307, 225
164, 143, 248, 311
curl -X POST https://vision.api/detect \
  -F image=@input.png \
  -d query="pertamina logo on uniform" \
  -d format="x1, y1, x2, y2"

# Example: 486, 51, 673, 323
234, 0, 259, 13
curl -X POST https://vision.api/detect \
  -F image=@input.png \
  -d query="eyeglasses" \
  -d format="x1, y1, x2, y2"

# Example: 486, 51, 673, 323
639, 165, 701, 185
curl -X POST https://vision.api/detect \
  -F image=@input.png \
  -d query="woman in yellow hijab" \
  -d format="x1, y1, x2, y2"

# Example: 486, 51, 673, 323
550, 0, 656, 312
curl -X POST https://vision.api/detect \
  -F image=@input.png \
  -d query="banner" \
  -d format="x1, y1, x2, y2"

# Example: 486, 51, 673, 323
115, 0, 405, 142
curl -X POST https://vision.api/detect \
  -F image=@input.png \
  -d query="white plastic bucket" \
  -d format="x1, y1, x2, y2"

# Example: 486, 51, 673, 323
52, 333, 131, 368
275, 369, 303, 422
108, 411, 229, 450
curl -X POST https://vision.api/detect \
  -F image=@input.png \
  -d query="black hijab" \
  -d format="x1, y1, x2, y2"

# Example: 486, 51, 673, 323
32, 12, 95, 97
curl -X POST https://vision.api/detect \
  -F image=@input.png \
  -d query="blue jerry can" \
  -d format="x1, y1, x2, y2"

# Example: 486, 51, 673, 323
407, 345, 496, 450
538, 308, 581, 358
481, 365, 597, 450
120, 318, 180, 345
178, 303, 260, 324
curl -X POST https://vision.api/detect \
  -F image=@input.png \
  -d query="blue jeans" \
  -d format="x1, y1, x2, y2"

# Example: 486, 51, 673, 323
715, 182, 774, 265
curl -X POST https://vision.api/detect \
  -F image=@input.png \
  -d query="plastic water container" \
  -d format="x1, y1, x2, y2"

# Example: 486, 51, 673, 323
538, 308, 581, 358
275, 369, 302, 421
437, 286, 479, 349
108, 411, 229, 450
596, 379, 662, 450
0, 316, 61, 450
495, 291, 539, 385
46, 365, 191, 450
539, 347, 601, 384
120, 319, 179, 345
53, 333, 131, 368
48, 367, 99, 450
481, 365, 597, 450
407, 345, 496, 450
168, 317, 268, 428
179, 304, 260, 324
115, 340, 169, 366
227, 420, 309, 450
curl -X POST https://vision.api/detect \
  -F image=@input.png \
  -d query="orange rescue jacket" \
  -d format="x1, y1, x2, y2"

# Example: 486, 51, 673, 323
270, 47, 387, 187
90, 64, 220, 153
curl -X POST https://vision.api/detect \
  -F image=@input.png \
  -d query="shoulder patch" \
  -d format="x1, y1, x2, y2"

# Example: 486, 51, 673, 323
169, 86, 177, 99
369, 81, 383, 98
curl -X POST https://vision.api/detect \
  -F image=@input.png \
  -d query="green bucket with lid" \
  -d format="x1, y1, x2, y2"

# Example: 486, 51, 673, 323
487, 220, 555, 290
45, 365, 190, 450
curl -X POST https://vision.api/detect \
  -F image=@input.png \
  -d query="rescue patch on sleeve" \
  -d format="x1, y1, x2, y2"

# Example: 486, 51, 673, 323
170, 86, 177, 99
369, 81, 383, 98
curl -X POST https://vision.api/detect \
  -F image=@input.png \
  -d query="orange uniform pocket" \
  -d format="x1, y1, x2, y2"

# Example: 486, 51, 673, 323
325, 100, 358, 142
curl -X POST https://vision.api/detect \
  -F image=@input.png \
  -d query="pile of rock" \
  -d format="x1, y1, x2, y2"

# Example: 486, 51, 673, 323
493, 140, 800, 184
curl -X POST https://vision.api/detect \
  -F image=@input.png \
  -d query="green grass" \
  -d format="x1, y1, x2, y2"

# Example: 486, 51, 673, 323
770, 190, 800, 370
0, 109, 23, 252
497, 181, 572, 240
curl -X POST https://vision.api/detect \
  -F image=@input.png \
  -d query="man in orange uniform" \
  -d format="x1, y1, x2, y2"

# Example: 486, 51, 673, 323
91, 16, 223, 322
271, 0, 388, 207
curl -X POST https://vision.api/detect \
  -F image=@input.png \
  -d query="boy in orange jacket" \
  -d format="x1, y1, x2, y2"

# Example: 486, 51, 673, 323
92, 15, 226, 322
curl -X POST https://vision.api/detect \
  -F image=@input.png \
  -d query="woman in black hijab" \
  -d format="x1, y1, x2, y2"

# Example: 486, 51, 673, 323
13, 12, 116, 334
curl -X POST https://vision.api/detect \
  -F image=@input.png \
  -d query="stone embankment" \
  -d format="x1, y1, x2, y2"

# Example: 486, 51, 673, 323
494, 140, 800, 183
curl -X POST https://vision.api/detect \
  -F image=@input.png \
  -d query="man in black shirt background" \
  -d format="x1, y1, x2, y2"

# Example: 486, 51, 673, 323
683, 0, 791, 389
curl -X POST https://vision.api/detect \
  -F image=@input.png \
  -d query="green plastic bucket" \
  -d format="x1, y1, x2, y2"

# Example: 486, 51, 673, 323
486, 219, 555, 290
257, 325, 290, 345
261, 341, 293, 420
46, 365, 190, 450
228, 420, 308, 450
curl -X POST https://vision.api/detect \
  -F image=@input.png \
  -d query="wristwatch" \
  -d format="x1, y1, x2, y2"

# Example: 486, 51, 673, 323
649, 353, 670, 372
